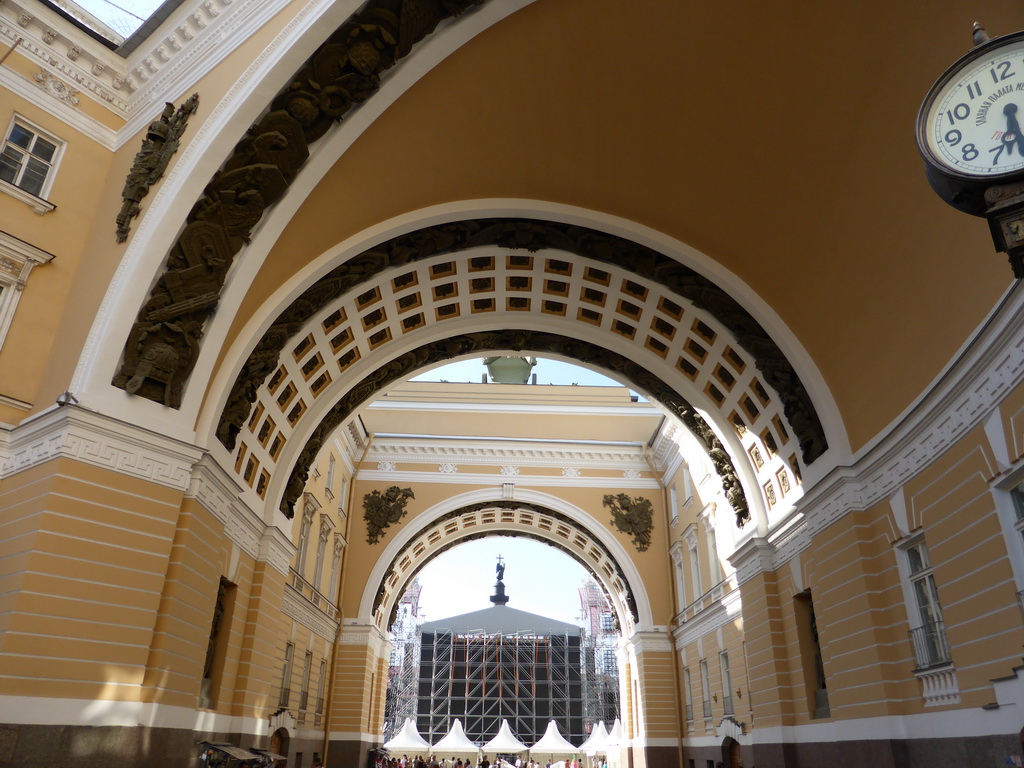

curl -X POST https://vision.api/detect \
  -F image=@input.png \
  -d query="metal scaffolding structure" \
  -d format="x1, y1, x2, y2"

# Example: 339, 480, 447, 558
416, 629, 584, 746
384, 581, 423, 741
578, 581, 620, 728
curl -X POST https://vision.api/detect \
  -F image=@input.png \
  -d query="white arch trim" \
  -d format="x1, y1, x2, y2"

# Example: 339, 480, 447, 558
356, 487, 655, 629
70, 0, 539, 440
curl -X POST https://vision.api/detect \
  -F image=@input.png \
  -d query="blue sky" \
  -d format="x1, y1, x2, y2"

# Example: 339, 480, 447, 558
415, 536, 593, 624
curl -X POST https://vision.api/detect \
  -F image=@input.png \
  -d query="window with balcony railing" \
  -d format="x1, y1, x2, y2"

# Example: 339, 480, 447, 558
902, 538, 952, 670
909, 619, 953, 669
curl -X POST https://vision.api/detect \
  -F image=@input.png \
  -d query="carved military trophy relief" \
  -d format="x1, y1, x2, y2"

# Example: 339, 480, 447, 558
115, 94, 199, 243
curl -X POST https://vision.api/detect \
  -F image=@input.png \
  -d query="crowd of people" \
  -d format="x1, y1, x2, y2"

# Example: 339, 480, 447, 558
376, 755, 605, 768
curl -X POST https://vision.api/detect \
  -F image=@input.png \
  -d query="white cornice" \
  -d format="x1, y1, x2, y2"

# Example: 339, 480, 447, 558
358, 468, 660, 489
1, 0, 333, 148
0, 404, 201, 489
340, 620, 389, 658
186, 453, 266, 562
732, 281, 1024, 583
0, 66, 117, 149
367, 440, 650, 468
370, 399, 660, 417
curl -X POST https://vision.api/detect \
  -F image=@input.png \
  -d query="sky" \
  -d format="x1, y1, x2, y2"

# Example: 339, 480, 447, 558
412, 357, 643, 398
413, 537, 594, 624
70, 0, 165, 38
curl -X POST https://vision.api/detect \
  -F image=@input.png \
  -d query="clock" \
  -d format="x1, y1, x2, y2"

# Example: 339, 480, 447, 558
917, 29, 1024, 215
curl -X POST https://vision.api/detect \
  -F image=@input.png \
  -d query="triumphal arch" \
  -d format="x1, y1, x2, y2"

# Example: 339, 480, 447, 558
2, 1, 1024, 766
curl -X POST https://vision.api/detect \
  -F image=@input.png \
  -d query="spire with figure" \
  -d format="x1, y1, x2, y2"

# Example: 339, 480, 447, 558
490, 554, 509, 606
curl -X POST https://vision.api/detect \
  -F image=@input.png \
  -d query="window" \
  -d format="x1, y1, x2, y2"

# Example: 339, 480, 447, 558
669, 485, 679, 525
315, 659, 327, 726
902, 538, 952, 669
279, 642, 294, 708
795, 590, 830, 718
312, 515, 333, 591
0, 231, 55, 352
326, 455, 336, 500
689, 540, 702, 599
199, 578, 234, 710
299, 650, 313, 711
0, 119, 61, 208
700, 659, 711, 719
327, 534, 343, 604
682, 666, 693, 722
670, 542, 685, 610
705, 518, 722, 584
720, 652, 733, 715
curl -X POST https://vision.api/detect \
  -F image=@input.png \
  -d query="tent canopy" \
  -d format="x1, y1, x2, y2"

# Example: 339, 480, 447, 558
433, 719, 480, 755
577, 722, 608, 755
482, 720, 528, 753
384, 718, 431, 751
606, 719, 623, 748
530, 720, 577, 754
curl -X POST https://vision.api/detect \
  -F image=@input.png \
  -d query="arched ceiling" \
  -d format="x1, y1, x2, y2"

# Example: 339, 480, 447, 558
108, 0, 1024, 468
223, 0, 1020, 452
211, 220, 828, 524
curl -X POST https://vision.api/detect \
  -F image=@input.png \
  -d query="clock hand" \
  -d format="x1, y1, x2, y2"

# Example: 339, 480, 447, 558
1004, 102, 1024, 158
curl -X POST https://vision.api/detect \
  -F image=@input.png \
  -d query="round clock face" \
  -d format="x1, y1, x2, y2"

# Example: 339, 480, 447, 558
922, 33, 1024, 178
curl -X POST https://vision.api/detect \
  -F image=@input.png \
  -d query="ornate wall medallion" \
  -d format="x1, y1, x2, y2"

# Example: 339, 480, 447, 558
363, 485, 415, 544
604, 493, 654, 552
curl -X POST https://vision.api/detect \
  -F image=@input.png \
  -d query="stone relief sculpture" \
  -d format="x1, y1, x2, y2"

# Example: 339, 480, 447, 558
114, 0, 486, 406
363, 485, 415, 544
115, 94, 199, 243
604, 493, 654, 552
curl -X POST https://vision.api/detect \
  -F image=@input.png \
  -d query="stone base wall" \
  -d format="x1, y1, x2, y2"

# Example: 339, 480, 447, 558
0, 723, 254, 768
683, 733, 1023, 768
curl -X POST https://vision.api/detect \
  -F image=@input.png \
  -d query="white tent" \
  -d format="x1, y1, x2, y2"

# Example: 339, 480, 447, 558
433, 719, 480, 755
384, 718, 431, 752
605, 719, 622, 749
530, 720, 577, 755
577, 722, 608, 755
482, 719, 529, 754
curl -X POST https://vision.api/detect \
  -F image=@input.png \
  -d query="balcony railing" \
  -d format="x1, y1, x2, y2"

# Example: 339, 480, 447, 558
288, 568, 338, 619
722, 694, 734, 715
909, 619, 952, 670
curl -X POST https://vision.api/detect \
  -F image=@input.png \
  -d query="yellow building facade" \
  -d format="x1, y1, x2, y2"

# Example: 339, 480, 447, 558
2, 1, 1024, 766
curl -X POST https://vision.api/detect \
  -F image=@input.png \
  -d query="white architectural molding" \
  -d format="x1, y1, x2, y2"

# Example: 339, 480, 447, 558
0, 229, 56, 349
0, 404, 201, 489
186, 453, 267, 562
282, 583, 339, 642
672, 581, 743, 648
916, 665, 961, 707
355, 468, 660, 489
367, 438, 652, 470
625, 628, 674, 656
340, 620, 389, 658
730, 282, 1024, 583
259, 525, 294, 576
0, 65, 117, 149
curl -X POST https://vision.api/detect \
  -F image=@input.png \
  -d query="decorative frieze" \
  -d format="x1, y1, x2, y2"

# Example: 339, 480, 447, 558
0, 405, 201, 490
283, 582, 339, 642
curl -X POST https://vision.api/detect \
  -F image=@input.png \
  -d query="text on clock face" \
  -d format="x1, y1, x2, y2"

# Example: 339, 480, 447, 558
933, 55, 1024, 172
